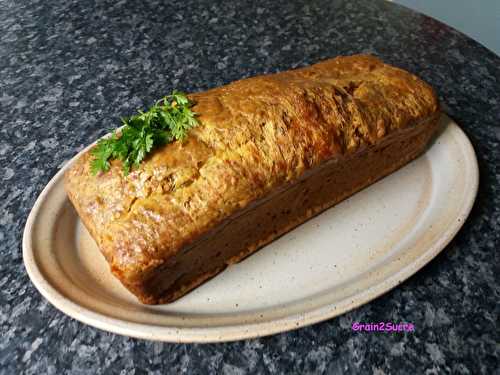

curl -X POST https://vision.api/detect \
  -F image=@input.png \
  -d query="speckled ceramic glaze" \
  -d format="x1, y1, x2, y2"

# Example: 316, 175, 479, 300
23, 115, 478, 343
2, 0, 499, 373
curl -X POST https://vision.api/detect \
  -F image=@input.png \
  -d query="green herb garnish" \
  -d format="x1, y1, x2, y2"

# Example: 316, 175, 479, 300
90, 90, 199, 175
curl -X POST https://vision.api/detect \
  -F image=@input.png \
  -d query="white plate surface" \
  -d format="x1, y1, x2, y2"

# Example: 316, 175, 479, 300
23, 114, 478, 342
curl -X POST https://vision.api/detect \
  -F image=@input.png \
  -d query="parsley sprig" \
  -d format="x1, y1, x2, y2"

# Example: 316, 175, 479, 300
90, 91, 199, 175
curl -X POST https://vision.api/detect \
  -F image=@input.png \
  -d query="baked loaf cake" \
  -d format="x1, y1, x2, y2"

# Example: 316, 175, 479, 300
65, 55, 440, 304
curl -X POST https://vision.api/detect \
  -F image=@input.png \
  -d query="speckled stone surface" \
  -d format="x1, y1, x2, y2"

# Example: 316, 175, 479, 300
0, 0, 499, 373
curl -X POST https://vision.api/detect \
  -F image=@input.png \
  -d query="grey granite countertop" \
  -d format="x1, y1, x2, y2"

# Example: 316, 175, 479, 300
1, 0, 499, 373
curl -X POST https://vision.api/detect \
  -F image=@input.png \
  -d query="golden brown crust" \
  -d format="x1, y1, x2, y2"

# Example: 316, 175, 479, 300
64, 54, 440, 304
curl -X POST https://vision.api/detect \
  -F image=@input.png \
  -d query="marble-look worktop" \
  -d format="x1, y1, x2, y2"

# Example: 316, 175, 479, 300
0, 0, 498, 373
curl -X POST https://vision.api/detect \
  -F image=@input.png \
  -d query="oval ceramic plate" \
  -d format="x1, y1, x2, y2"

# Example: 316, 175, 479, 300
23, 114, 478, 343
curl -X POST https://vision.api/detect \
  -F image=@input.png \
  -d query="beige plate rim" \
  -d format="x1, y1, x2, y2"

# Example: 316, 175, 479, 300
23, 114, 479, 342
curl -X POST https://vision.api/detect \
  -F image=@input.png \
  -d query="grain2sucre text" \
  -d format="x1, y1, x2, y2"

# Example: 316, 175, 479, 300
352, 322, 415, 332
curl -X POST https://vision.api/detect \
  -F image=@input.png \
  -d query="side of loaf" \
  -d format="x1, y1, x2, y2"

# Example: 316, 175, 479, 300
64, 54, 440, 304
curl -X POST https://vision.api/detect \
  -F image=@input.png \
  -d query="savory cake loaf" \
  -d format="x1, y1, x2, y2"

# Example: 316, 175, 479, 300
65, 55, 440, 304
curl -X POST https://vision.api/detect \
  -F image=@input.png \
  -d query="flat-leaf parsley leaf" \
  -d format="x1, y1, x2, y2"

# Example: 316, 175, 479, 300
90, 90, 199, 175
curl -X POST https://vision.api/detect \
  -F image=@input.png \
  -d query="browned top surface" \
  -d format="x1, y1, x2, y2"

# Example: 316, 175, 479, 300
64, 54, 439, 280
